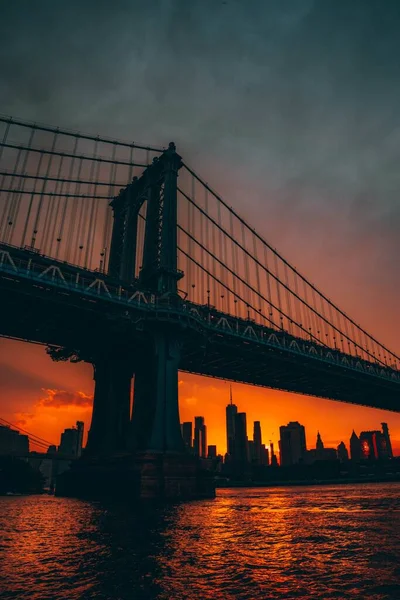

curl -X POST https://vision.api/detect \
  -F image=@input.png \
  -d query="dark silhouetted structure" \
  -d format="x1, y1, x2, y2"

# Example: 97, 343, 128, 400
181, 422, 193, 450
337, 441, 349, 462
226, 386, 237, 457
207, 445, 217, 459
270, 442, 278, 467
194, 417, 207, 458
261, 444, 269, 466
360, 426, 392, 460
253, 421, 262, 464
350, 430, 361, 462
381, 422, 393, 458
59, 421, 84, 458
234, 413, 249, 473
279, 422, 307, 466
0, 116, 399, 501
0, 425, 29, 455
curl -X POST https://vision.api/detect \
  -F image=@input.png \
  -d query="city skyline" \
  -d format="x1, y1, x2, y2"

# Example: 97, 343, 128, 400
2, 351, 399, 457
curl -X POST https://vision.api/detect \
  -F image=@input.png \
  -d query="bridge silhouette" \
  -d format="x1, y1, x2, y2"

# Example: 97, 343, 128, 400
0, 115, 399, 499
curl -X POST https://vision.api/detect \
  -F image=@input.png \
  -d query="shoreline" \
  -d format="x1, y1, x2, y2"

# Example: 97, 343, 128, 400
216, 475, 400, 489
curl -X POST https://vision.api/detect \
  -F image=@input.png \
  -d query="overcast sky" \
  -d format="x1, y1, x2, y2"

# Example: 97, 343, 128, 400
0, 0, 399, 345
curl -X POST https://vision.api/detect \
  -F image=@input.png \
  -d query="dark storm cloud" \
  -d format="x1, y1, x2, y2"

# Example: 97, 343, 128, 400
0, 0, 399, 346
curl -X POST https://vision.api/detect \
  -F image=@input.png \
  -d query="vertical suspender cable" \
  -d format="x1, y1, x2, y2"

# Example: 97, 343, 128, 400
64, 136, 79, 262
31, 131, 58, 249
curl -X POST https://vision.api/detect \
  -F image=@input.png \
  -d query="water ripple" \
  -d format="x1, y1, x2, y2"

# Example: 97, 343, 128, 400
0, 483, 399, 599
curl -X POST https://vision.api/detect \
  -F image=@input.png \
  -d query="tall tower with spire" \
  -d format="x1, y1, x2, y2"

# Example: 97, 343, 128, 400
225, 384, 238, 456
316, 431, 325, 460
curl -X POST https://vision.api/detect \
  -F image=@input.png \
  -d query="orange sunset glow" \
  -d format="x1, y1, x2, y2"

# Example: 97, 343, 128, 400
2, 335, 400, 458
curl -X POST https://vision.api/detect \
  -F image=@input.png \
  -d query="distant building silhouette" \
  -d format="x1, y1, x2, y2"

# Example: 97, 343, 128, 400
248, 440, 255, 462
0, 425, 29, 455
207, 445, 217, 459
279, 421, 307, 466
58, 421, 84, 457
359, 425, 392, 460
226, 385, 237, 456
337, 441, 349, 462
181, 422, 192, 450
234, 412, 249, 471
194, 417, 207, 458
350, 430, 361, 462
261, 444, 269, 466
350, 424, 393, 461
309, 432, 337, 462
381, 422, 393, 458
270, 442, 278, 467
316, 431, 325, 460
253, 421, 262, 464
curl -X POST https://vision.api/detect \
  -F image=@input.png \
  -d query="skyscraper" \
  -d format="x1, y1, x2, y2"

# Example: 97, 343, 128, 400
194, 417, 207, 458
279, 421, 307, 466
234, 412, 249, 471
226, 385, 237, 456
350, 430, 361, 462
59, 421, 84, 457
0, 425, 29, 454
359, 426, 392, 460
253, 421, 262, 464
181, 422, 193, 450
381, 423, 393, 458
270, 442, 278, 467
316, 431, 325, 460
76, 421, 84, 457
261, 444, 269, 466
337, 441, 349, 462
207, 445, 217, 459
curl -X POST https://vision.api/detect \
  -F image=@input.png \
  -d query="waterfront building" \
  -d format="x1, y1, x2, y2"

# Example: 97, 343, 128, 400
279, 421, 307, 466
0, 425, 29, 455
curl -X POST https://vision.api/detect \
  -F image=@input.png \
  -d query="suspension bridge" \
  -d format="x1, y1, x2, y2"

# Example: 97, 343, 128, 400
0, 115, 398, 499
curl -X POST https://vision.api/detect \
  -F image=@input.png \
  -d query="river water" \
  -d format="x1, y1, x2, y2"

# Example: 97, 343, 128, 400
1, 483, 399, 600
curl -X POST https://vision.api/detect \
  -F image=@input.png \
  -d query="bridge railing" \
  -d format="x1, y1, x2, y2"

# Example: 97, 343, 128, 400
1, 245, 398, 385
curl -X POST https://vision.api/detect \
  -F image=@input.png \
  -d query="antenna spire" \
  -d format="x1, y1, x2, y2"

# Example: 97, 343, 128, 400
230, 384, 233, 405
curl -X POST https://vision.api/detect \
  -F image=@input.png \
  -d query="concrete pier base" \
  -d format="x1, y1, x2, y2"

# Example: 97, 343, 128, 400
55, 453, 215, 502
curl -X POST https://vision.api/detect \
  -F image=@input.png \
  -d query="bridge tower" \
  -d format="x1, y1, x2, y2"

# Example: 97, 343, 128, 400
61, 144, 214, 500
